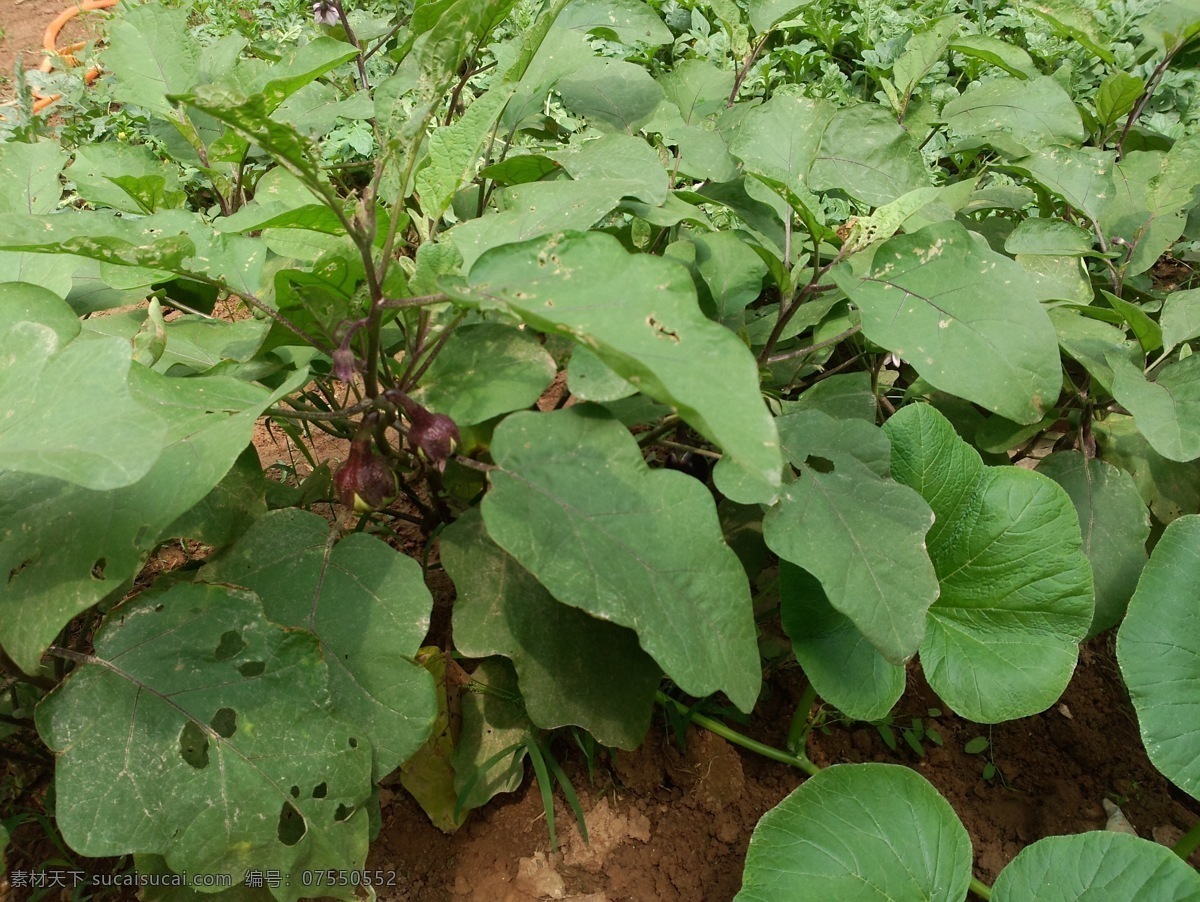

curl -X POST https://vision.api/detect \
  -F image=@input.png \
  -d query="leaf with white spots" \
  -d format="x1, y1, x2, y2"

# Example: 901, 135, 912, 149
833, 221, 1062, 425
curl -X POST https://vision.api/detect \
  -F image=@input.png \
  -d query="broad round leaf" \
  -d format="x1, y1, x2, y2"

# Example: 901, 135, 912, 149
993, 832, 1200, 900
36, 584, 372, 896
736, 764, 971, 901
833, 221, 1061, 425
442, 510, 659, 749
199, 509, 437, 781
885, 404, 1094, 723
1117, 515, 1200, 800
1109, 353, 1200, 463
482, 406, 761, 711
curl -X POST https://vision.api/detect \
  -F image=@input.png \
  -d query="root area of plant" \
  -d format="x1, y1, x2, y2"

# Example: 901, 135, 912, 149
364, 635, 1200, 901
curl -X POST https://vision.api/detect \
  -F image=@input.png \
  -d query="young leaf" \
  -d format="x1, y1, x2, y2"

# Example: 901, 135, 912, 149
833, 221, 1062, 425
481, 406, 762, 712
198, 509, 437, 781
459, 231, 782, 503
885, 404, 1094, 723
104, 2, 201, 116
737, 764, 972, 901
442, 511, 659, 749
1117, 515, 1200, 800
943, 76, 1086, 157
35, 584, 373, 897
452, 657, 534, 812
1095, 72, 1145, 131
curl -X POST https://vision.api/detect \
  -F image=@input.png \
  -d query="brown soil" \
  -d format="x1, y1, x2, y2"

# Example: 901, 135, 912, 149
0, 0, 109, 104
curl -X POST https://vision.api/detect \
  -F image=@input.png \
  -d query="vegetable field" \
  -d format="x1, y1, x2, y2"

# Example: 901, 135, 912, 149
2, 0, 1200, 898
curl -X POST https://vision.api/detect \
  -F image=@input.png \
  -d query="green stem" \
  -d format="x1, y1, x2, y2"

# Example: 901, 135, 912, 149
655, 692, 819, 776
786, 682, 819, 755
969, 876, 992, 900
1173, 818, 1200, 860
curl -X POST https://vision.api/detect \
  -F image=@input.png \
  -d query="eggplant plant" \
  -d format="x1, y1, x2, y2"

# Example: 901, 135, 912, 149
1, 0, 1199, 897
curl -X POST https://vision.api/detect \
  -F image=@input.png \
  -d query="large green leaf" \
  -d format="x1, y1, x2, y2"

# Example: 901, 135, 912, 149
452, 657, 534, 811
1162, 288, 1200, 352
0, 292, 166, 490
1109, 352, 1200, 462
0, 140, 67, 214
885, 404, 1094, 723
833, 221, 1062, 425
809, 104, 931, 206
69, 144, 185, 214
459, 231, 782, 503
554, 0, 673, 45
551, 133, 669, 205
993, 832, 1200, 900
943, 76, 1085, 157
36, 583, 372, 899
0, 365, 308, 673
441, 510, 659, 748
481, 406, 761, 711
780, 563, 904, 722
556, 57, 664, 133
1037, 452, 1149, 636
199, 510, 437, 781
104, 2, 201, 116
729, 94, 835, 192
736, 764, 972, 902
764, 410, 938, 664
409, 323, 556, 426
1117, 515, 1200, 800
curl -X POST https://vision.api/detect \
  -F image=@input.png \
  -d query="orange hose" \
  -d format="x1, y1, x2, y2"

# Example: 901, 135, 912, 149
31, 0, 119, 114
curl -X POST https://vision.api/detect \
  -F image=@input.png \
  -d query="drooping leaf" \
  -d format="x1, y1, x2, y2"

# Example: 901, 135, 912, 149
833, 221, 1062, 425
199, 509, 437, 781
0, 365, 308, 674
1037, 451, 1149, 635
481, 406, 761, 711
0, 294, 167, 490
1117, 515, 1200, 800
550, 133, 669, 205
736, 764, 972, 902
409, 323, 557, 426
1094, 414, 1200, 522
442, 510, 659, 748
1161, 288, 1200, 351
764, 410, 938, 664
459, 231, 782, 503
451, 657, 534, 811
993, 832, 1200, 901
780, 563, 904, 722
1108, 352, 1200, 462
35, 583, 373, 899
69, 144, 185, 214
885, 404, 1094, 723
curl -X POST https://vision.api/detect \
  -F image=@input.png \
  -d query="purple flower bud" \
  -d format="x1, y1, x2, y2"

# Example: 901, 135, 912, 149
332, 346, 357, 383
313, 0, 340, 26
408, 409, 460, 473
334, 436, 398, 512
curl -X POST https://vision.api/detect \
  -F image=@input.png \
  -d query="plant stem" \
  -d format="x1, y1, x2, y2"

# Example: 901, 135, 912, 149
0, 647, 55, 691
655, 692, 819, 776
1173, 818, 1200, 860
969, 876, 992, 900
766, 323, 863, 365
786, 681, 819, 754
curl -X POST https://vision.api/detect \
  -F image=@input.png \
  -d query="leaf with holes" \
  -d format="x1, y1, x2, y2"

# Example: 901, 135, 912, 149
199, 509, 437, 782
35, 583, 373, 900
